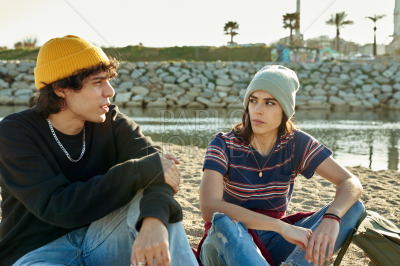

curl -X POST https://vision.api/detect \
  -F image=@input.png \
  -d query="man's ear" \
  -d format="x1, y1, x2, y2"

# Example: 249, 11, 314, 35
53, 85, 67, 98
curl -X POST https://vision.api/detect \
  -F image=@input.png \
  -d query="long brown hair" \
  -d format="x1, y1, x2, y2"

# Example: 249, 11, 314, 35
32, 58, 119, 118
232, 107, 297, 141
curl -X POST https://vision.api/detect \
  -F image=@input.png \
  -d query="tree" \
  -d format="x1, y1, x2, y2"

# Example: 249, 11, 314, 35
366, 14, 386, 56
283, 12, 300, 44
224, 21, 239, 45
13, 37, 38, 49
326, 12, 354, 52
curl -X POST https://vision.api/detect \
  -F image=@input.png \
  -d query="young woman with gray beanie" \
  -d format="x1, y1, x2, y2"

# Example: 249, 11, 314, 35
196, 65, 365, 265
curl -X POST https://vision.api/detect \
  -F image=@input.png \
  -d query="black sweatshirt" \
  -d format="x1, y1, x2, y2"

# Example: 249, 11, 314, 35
0, 105, 182, 265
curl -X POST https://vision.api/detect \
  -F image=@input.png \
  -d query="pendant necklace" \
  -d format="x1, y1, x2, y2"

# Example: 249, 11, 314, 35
248, 140, 276, 178
47, 119, 86, 163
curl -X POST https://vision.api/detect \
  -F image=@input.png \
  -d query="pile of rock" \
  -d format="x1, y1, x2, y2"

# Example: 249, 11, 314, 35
0, 60, 399, 110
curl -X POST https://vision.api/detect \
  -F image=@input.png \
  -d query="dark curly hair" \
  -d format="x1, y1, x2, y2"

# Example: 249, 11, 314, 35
32, 57, 119, 118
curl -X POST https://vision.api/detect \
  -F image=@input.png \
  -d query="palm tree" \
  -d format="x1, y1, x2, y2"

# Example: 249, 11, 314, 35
224, 21, 239, 45
366, 14, 386, 56
283, 12, 300, 44
326, 12, 354, 52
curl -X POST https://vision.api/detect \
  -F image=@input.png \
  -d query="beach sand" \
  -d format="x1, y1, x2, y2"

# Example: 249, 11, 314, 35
0, 142, 398, 265
162, 142, 400, 265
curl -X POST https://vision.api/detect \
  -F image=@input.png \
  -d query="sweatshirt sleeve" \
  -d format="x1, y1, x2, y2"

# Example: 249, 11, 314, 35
110, 107, 183, 228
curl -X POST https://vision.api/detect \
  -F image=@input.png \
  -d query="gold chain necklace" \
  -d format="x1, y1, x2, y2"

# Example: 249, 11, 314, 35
248, 141, 275, 178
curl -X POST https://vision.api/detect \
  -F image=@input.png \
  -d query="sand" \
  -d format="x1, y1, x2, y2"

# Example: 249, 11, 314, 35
0, 141, 398, 265
162, 142, 400, 266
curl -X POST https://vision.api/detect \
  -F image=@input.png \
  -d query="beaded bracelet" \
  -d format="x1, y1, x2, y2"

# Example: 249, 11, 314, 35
323, 213, 341, 224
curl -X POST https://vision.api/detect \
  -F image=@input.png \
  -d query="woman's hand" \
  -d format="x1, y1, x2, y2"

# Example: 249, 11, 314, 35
280, 223, 312, 251
131, 217, 170, 266
305, 218, 340, 266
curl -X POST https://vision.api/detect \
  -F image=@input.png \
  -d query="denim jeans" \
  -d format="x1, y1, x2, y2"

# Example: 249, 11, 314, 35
14, 189, 198, 266
200, 201, 365, 266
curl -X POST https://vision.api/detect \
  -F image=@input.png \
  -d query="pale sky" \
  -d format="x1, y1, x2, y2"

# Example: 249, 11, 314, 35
0, 0, 395, 49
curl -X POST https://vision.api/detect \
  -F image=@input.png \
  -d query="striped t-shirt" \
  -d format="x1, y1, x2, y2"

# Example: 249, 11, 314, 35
203, 129, 332, 212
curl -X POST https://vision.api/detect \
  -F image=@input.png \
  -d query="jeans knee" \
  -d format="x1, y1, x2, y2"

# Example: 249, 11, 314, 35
350, 200, 365, 217
210, 213, 247, 236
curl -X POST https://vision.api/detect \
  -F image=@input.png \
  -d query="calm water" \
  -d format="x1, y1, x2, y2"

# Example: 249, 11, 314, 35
1, 106, 399, 171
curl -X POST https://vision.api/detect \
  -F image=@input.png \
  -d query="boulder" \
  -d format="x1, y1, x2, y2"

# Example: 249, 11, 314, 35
131, 86, 150, 96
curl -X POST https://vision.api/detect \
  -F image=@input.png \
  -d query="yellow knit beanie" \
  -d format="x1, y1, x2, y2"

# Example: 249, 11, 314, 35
34, 35, 110, 89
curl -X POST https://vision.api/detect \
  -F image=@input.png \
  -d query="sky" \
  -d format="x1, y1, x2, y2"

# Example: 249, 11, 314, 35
0, 0, 396, 49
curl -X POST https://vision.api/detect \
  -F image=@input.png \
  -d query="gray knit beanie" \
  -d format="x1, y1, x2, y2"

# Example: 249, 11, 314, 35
243, 65, 299, 118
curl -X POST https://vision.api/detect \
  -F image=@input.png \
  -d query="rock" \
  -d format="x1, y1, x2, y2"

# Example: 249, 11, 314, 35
206, 102, 227, 108
369, 97, 380, 107
381, 85, 392, 93
14, 94, 30, 105
373, 63, 387, 72
11, 81, 30, 89
118, 81, 134, 92
131, 86, 150, 96
210, 96, 222, 103
0, 95, 14, 104
200, 91, 214, 99
14, 89, 32, 96
362, 84, 374, 93
329, 96, 346, 106
349, 100, 362, 107
162, 75, 177, 83
326, 77, 344, 84
377, 93, 392, 102
188, 78, 201, 84
114, 92, 132, 104
362, 100, 374, 108
126, 101, 143, 107
176, 98, 191, 107
310, 88, 327, 96
375, 76, 391, 84
186, 102, 206, 108
23, 75, 35, 82
177, 74, 190, 83
196, 97, 212, 106
163, 95, 177, 104
147, 99, 168, 108
393, 91, 400, 100
0, 66, 8, 76
216, 78, 234, 86
207, 82, 216, 90
202, 70, 214, 80
393, 84, 400, 91
0, 79, 9, 89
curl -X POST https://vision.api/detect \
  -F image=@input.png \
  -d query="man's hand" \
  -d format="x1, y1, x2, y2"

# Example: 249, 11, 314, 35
280, 223, 312, 251
305, 218, 340, 265
159, 154, 180, 194
131, 217, 170, 266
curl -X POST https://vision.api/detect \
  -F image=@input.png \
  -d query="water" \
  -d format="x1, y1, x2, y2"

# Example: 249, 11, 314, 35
1, 106, 399, 171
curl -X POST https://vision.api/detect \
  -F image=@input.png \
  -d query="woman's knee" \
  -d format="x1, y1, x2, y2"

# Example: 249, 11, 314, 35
209, 213, 247, 235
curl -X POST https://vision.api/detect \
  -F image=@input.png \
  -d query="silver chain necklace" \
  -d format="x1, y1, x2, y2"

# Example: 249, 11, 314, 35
47, 119, 86, 163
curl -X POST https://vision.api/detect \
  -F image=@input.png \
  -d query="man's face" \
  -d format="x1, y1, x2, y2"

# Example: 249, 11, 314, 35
62, 71, 115, 124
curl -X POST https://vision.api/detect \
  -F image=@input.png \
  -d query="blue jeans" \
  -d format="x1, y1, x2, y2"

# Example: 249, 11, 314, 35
14, 189, 198, 266
200, 201, 365, 266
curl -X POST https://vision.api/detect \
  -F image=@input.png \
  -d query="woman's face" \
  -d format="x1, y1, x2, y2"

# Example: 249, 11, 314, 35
248, 90, 283, 137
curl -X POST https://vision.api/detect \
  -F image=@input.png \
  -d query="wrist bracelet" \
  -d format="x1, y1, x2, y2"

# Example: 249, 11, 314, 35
323, 213, 341, 224
324, 212, 341, 219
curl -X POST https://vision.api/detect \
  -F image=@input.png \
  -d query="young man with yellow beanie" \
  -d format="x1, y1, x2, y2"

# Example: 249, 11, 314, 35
0, 35, 197, 266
